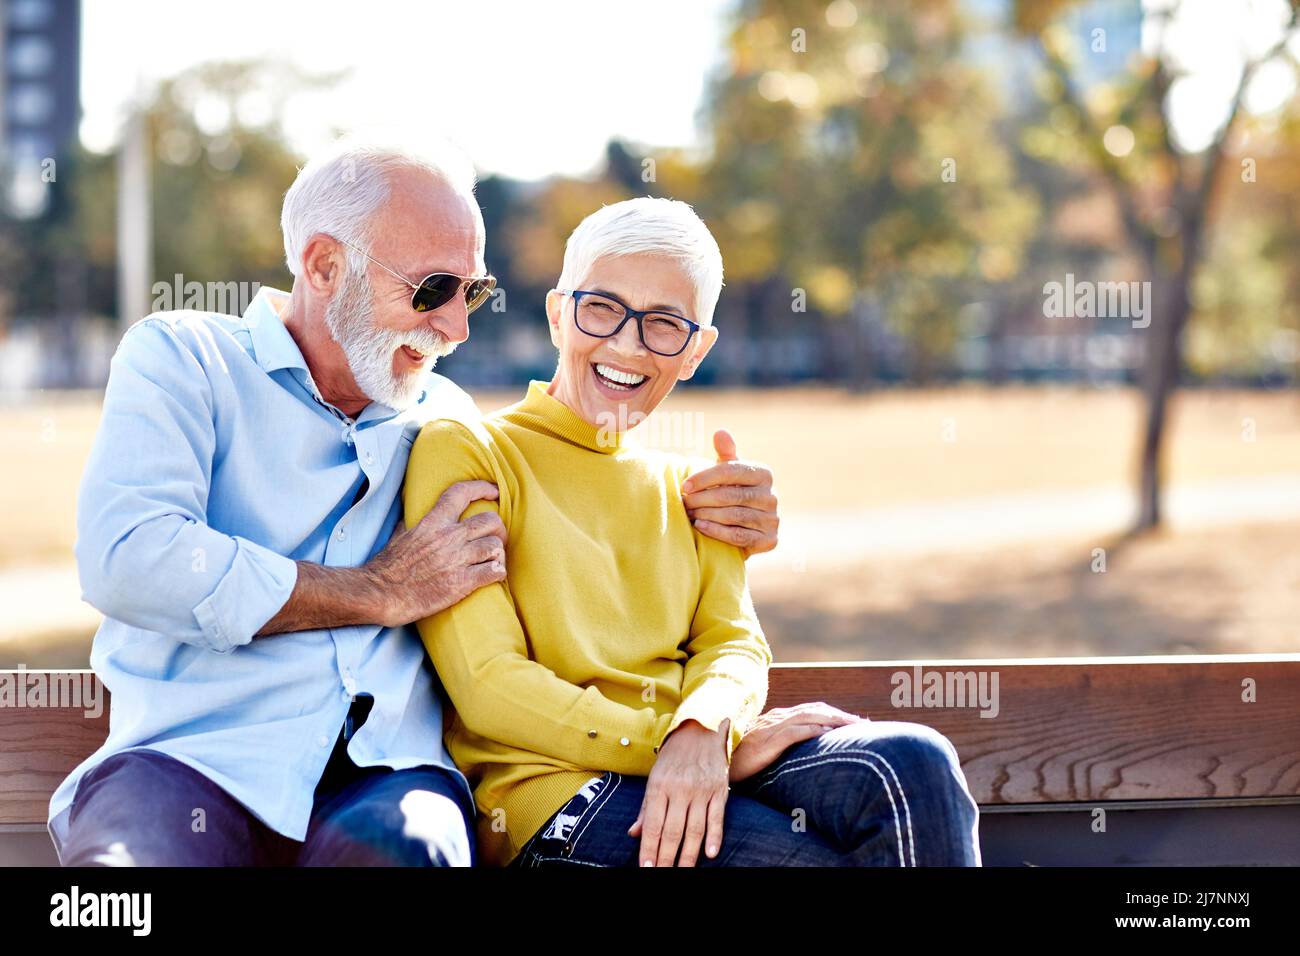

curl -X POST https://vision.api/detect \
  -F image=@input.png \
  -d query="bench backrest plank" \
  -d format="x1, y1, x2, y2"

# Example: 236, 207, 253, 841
766, 658, 1300, 804
3, 657, 1299, 826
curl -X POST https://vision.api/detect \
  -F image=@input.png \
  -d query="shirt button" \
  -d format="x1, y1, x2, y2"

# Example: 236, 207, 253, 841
317, 734, 329, 748
336, 525, 346, 540
619, 737, 630, 747
363, 451, 375, 464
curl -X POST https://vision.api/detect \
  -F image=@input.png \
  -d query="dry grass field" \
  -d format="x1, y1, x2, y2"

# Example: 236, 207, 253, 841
3, 384, 1298, 665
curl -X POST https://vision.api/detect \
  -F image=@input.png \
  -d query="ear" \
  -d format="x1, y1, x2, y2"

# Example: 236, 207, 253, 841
301, 233, 347, 298
678, 325, 718, 382
545, 289, 566, 349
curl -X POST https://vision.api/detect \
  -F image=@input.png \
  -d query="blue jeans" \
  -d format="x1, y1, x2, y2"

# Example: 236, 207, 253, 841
512, 721, 981, 867
58, 697, 476, 867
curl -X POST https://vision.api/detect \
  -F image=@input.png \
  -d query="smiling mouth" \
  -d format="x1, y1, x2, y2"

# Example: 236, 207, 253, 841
592, 362, 648, 392
399, 345, 426, 364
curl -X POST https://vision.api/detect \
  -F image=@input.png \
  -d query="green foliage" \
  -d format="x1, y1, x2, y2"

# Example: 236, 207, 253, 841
697, 0, 1038, 377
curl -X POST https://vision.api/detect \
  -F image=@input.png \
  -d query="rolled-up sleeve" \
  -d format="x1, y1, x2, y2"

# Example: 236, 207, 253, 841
75, 319, 298, 653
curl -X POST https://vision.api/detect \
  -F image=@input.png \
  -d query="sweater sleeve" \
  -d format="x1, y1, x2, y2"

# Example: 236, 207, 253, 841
404, 419, 674, 776
660, 524, 773, 762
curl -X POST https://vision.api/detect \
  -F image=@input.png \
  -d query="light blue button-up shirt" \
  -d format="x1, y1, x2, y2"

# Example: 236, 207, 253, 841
48, 287, 479, 856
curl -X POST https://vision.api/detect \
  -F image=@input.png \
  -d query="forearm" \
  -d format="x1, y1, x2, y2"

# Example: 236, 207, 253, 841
673, 537, 772, 756
421, 604, 671, 773
257, 560, 389, 636
460, 656, 673, 773
672, 646, 769, 759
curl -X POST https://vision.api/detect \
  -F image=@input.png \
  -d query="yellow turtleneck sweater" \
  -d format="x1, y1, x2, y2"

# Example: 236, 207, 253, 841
402, 380, 771, 866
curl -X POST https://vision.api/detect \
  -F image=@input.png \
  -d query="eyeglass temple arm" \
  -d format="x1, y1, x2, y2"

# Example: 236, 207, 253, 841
337, 237, 421, 292
340, 237, 491, 292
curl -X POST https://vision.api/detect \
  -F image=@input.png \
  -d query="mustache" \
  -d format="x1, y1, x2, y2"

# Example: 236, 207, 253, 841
396, 325, 454, 358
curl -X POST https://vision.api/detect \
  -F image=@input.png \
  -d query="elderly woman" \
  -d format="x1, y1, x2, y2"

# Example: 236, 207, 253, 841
403, 198, 981, 867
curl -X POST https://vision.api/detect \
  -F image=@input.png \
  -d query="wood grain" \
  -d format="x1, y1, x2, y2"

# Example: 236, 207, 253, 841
3, 657, 1299, 825
765, 658, 1300, 804
0, 674, 110, 826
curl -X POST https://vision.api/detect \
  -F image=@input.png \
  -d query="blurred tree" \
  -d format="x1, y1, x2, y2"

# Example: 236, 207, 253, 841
698, 0, 1038, 386
1014, 0, 1300, 530
53, 61, 336, 323
1190, 91, 1300, 384
505, 175, 632, 291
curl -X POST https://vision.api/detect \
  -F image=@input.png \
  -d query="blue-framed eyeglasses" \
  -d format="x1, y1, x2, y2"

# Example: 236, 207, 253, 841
559, 289, 700, 357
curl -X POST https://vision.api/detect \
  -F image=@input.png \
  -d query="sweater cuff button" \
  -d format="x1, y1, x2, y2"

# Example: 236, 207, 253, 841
587, 730, 598, 738
619, 737, 630, 747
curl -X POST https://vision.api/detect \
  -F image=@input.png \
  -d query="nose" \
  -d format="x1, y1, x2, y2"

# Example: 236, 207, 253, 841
427, 299, 470, 345
609, 315, 648, 357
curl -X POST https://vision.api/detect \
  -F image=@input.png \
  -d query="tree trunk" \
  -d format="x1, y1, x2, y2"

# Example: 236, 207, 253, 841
1135, 271, 1193, 532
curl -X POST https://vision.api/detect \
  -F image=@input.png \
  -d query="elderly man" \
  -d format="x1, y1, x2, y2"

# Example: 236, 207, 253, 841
48, 142, 781, 866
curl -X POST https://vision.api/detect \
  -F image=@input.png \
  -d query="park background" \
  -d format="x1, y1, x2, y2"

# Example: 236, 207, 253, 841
1, 0, 1297, 667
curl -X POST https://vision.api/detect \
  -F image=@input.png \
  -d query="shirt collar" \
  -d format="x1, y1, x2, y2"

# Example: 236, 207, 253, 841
244, 286, 308, 374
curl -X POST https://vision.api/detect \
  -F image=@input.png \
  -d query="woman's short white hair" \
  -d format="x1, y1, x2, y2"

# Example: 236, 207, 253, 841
280, 138, 478, 277
558, 197, 724, 325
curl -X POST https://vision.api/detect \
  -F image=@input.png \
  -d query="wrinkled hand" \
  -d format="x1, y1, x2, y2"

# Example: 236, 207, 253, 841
728, 703, 865, 783
682, 430, 779, 557
628, 719, 730, 866
370, 479, 507, 626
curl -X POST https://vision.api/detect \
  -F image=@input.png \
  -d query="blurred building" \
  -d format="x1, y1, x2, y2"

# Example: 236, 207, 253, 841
1, 0, 81, 219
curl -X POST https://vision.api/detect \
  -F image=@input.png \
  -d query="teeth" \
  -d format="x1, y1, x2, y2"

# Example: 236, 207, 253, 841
595, 363, 647, 388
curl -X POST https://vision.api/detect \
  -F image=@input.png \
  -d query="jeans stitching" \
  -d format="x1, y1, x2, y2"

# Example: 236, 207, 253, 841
750, 753, 915, 866
528, 855, 609, 867
761, 748, 920, 866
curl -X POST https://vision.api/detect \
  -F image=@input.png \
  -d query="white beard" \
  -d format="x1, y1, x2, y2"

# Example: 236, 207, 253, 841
324, 263, 458, 410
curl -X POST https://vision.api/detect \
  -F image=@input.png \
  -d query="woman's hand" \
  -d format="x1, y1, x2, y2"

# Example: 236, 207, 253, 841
628, 719, 731, 866
728, 703, 866, 784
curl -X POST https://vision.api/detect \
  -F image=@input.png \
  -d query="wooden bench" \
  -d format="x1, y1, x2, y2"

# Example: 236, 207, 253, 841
4, 656, 1300, 865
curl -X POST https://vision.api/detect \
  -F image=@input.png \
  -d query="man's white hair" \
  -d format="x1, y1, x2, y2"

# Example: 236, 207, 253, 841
557, 197, 724, 325
280, 138, 478, 277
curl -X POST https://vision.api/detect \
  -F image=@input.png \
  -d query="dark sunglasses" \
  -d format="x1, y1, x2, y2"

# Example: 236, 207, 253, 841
339, 238, 496, 314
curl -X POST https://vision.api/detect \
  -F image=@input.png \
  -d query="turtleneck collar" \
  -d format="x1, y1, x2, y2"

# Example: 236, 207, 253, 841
504, 379, 627, 454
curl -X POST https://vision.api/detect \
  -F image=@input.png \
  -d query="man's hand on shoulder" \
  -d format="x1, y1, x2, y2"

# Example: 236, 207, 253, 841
257, 479, 505, 636
370, 479, 507, 626
681, 430, 779, 557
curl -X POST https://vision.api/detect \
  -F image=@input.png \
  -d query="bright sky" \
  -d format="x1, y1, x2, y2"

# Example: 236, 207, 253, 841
80, 0, 1299, 178
1144, 0, 1300, 151
80, 0, 735, 180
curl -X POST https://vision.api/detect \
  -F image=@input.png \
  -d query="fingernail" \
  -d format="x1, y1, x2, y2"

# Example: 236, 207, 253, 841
641, 859, 654, 867
707, 844, 717, 856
